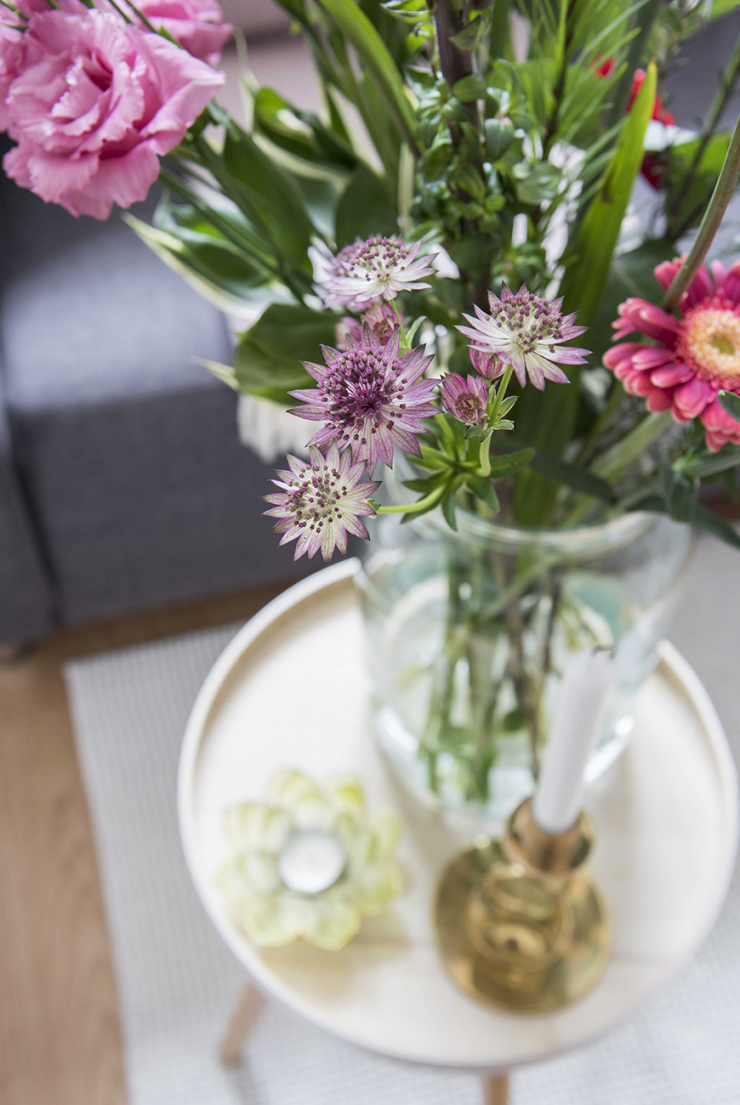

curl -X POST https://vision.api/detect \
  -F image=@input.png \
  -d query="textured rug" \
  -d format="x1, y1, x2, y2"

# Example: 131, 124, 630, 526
64, 534, 740, 1105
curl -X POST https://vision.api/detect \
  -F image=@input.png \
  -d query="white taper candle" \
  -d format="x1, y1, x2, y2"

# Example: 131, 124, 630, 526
532, 649, 615, 834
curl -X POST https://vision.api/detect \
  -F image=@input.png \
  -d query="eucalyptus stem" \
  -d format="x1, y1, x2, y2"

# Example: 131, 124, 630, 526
663, 107, 740, 311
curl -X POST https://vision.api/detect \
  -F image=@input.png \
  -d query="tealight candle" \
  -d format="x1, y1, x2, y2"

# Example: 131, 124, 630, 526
277, 830, 346, 895
532, 649, 615, 834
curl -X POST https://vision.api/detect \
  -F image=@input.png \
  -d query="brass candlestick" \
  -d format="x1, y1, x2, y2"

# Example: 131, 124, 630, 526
435, 798, 611, 1013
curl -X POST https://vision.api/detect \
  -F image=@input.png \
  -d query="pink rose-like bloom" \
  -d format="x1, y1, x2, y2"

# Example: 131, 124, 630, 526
604, 258, 740, 452
135, 0, 232, 64
0, 23, 25, 132
3, 10, 224, 219
14, 0, 232, 63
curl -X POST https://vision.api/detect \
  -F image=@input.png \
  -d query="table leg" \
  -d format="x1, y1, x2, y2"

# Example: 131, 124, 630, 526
219, 984, 266, 1065
483, 1073, 510, 1105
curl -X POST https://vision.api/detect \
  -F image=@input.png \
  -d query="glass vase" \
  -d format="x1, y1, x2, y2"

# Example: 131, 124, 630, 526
356, 482, 695, 821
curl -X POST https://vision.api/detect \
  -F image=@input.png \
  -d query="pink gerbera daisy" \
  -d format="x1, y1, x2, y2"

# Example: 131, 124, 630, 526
289, 325, 437, 470
264, 441, 379, 561
458, 285, 590, 390
604, 258, 740, 452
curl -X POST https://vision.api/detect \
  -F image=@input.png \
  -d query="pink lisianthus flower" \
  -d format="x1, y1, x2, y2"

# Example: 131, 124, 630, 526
131, 0, 232, 64
604, 258, 740, 452
440, 373, 489, 427
0, 23, 25, 132
2, 10, 223, 219
13, 0, 231, 63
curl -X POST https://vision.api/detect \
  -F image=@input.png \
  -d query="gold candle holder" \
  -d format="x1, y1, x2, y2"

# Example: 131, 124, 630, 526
434, 798, 611, 1013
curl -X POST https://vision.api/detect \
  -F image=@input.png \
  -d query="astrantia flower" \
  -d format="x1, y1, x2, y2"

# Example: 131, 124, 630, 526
458, 285, 589, 390
604, 258, 740, 452
290, 326, 437, 469
218, 770, 403, 950
264, 441, 379, 561
440, 373, 489, 427
336, 302, 400, 350
470, 347, 502, 380
319, 236, 435, 310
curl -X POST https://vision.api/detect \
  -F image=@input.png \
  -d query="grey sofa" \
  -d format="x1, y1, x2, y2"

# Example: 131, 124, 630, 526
0, 152, 316, 646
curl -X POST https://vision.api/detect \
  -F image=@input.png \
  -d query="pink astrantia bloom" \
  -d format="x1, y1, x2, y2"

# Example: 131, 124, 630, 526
290, 325, 437, 470
264, 441, 380, 561
459, 285, 589, 390
320, 237, 435, 311
2, 11, 223, 219
469, 347, 502, 380
336, 301, 400, 349
440, 373, 489, 427
604, 258, 740, 452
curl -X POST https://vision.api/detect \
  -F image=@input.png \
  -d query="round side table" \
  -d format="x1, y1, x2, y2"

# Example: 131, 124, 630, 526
178, 560, 738, 1103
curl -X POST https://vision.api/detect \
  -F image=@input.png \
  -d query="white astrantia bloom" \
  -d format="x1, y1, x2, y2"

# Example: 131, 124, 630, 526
218, 771, 403, 950
317, 236, 436, 311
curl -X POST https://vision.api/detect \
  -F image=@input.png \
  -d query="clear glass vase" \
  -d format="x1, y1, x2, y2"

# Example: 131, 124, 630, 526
356, 480, 695, 821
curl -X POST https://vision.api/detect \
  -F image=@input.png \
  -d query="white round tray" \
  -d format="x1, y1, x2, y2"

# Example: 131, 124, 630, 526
178, 559, 738, 1072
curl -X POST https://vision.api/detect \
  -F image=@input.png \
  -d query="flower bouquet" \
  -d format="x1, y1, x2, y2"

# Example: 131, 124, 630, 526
4, 0, 740, 813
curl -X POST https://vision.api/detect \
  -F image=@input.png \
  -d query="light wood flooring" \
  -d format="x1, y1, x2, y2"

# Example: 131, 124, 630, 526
0, 583, 287, 1105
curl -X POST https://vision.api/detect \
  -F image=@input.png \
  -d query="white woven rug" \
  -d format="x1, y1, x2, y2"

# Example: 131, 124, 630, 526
64, 534, 740, 1105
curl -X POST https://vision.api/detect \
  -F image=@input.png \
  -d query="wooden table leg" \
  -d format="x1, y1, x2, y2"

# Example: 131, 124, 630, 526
483, 1073, 510, 1105
219, 984, 266, 1065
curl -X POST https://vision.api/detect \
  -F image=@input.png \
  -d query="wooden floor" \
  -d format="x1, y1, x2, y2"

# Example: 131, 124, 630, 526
0, 584, 287, 1105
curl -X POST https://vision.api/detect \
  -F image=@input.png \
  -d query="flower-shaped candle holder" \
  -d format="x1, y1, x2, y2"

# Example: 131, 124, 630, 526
218, 770, 403, 950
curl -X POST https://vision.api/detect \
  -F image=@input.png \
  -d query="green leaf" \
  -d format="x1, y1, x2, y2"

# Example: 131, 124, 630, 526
335, 164, 398, 246
124, 214, 269, 317
215, 122, 315, 265
234, 304, 337, 403
531, 451, 616, 502
467, 475, 501, 512
450, 14, 487, 50
487, 447, 535, 477
719, 390, 740, 423
483, 118, 514, 161
253, 87, 358, 172
452, 74, 488, 102
441, 490, 458, 530
314, 0, 417, 145
514, 60, 658, 525
659, 456, 697, 523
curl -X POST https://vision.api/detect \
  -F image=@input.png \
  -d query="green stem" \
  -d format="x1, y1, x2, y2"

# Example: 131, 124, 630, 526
663, 107, 740, 312
591, 410, 672, 480
479, 432, 493, 477
488, 364, 514, 427
377, 485, 446, 514
390, 300, 408, 348
604, 0, 663, 131
668, 29, 740, 235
